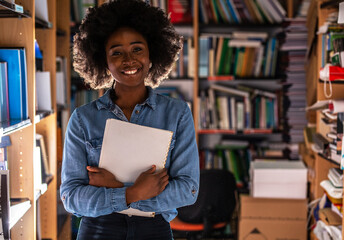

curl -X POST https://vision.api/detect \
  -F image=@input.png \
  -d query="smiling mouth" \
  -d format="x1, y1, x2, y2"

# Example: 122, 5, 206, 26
122, 68, 141, 75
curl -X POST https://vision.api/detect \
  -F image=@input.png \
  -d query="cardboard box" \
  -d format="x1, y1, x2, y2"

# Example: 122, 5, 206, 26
251, 160, 308, 199
239, 195, 308, 240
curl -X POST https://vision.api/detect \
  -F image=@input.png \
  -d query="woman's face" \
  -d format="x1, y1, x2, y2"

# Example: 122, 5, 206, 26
105, 27, 150, 89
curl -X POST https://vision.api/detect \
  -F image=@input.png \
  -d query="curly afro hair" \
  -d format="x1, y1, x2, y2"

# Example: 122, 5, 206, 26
73, 0, 183, 89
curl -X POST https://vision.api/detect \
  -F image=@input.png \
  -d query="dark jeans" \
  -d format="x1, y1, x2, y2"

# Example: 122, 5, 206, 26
77, 212, 173, 240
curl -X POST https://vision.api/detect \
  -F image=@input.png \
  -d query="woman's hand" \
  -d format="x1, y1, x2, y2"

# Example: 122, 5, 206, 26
126, 165, 169, 204
87, 166, 124, 188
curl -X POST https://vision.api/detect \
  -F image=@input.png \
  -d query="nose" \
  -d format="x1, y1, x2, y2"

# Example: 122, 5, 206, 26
122, 52, 136, 66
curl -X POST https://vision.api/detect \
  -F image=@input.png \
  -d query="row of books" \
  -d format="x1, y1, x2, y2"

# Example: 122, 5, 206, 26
199, 0, 286, 24
0, 43, 63, 128
198, 84, 279, 131
147, 0, 192, 24
1, 133, 52, 187
0, 170, 31, 239
56, 56, 68, 107
279, 17, 308, 159
306, 100, 344, 165
0, 135, 32, 238
199, 140, 290, 188
0, 48, 28, 123
35, 133, 53, 189
71, 0, 96, 23
312, 168, 343, 238
169, 38, 190, 79
70, 87, 99, 113
199, 34, 279, 78
199, 145, 250, 188
0, 135, 10, 170
320, 23, 344, 70
311, 4, 344, 239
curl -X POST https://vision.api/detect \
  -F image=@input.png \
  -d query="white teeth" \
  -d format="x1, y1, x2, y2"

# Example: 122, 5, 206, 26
124, 69, 138, 75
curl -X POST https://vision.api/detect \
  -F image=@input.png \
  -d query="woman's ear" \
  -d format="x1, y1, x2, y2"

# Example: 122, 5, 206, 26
149, 62, 152, 69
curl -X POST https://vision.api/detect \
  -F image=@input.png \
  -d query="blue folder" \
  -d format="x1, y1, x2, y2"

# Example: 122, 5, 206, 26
0, 49, 23, 120
20, 48, 28, 120
0, 62, 9, 122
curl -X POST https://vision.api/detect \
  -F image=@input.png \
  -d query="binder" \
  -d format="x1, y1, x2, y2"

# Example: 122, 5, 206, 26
99, 119, 173, 217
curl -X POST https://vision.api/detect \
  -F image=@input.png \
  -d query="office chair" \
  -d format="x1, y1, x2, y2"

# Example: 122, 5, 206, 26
170, 169, 237, 239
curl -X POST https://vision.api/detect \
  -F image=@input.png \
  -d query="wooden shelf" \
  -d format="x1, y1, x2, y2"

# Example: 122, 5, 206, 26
34, 110, 55, 124
199, 23, 283, 35
0, 0, 31, 18
56, 28, 66, 36
319, 79, 344, 84
174, 24, 193, 37
0, 119, 32, 137
35, 17, 53, 29
320, 0, 342, 9
10, 198, 31, 229
199, 78, 283, 91
198, 128, 274, 135
318, 153, 340, 167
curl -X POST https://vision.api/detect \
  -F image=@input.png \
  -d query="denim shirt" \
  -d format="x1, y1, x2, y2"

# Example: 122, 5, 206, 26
60, 87, 200, 222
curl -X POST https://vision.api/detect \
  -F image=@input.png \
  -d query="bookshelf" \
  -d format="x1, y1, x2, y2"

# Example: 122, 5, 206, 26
56, 0, 71, 239
189, 1, 296, 196
0, 0, 61, 238
302, 0, 344, 238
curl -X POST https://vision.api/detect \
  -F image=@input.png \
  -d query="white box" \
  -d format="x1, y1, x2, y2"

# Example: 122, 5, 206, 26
250, 160, 308, 199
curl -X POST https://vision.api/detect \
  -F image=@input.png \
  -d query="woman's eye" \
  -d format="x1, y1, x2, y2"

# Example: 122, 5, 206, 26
111, 51, 121, 56
133, 47, 142, 53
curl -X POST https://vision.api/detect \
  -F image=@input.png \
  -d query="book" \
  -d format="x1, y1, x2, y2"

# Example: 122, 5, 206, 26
36, 134, 52, 184
320, 180, 342, 199
209, 84, 251, 128
98, 119, 173, 217
199, 0, 209, 23
35, 0, 49, 22
35, 71, 52, 112
244, 0, 263, 23
0, 49, 23, 120
0, 62, 9, 123
0, 136, 11, 170
199, 36, 210, 77
0, 170, 10, 239
34, 146, 43, 196
168, 0, 192, 24
226, 0, 241, 23
35, 40, 43, 71
19, 48, 28, 120
9, 198, 31, 229
328, 168, 343, 188
187, 38, 195, 78
256, 0, 282, 23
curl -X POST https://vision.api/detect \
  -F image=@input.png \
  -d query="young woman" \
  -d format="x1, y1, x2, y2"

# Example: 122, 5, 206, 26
60, 0, 200, 239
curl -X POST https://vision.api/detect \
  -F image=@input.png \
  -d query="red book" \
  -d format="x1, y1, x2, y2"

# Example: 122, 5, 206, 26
207, 75, 234, 81
168, 0, 193, 24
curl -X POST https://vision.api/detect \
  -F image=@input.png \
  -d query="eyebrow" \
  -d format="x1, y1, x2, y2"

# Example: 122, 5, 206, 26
108, 41, 145, 50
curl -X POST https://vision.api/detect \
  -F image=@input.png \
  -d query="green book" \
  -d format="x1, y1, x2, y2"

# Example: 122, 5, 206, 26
218, 38, 229, 75
229, 150, 242, 185
223, 46, 233, 75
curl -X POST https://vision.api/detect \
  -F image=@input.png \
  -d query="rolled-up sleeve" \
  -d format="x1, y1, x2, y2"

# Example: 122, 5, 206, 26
60, 109, 129, 217
131, 102, 200, 218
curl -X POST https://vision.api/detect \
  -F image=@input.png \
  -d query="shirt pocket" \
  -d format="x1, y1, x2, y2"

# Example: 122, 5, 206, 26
85, 137, 103, 166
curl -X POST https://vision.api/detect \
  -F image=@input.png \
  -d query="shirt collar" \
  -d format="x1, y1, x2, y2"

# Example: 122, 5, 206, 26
95, 86, 157, 111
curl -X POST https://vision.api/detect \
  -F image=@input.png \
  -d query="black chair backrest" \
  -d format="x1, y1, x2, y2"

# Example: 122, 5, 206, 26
177, 169, 237, 224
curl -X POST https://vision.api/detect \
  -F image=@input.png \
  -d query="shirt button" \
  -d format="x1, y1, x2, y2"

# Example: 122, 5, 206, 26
135, 110, 140, 114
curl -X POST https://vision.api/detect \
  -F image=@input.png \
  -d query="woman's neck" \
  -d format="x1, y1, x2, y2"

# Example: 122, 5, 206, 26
113, 84, 148, 111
